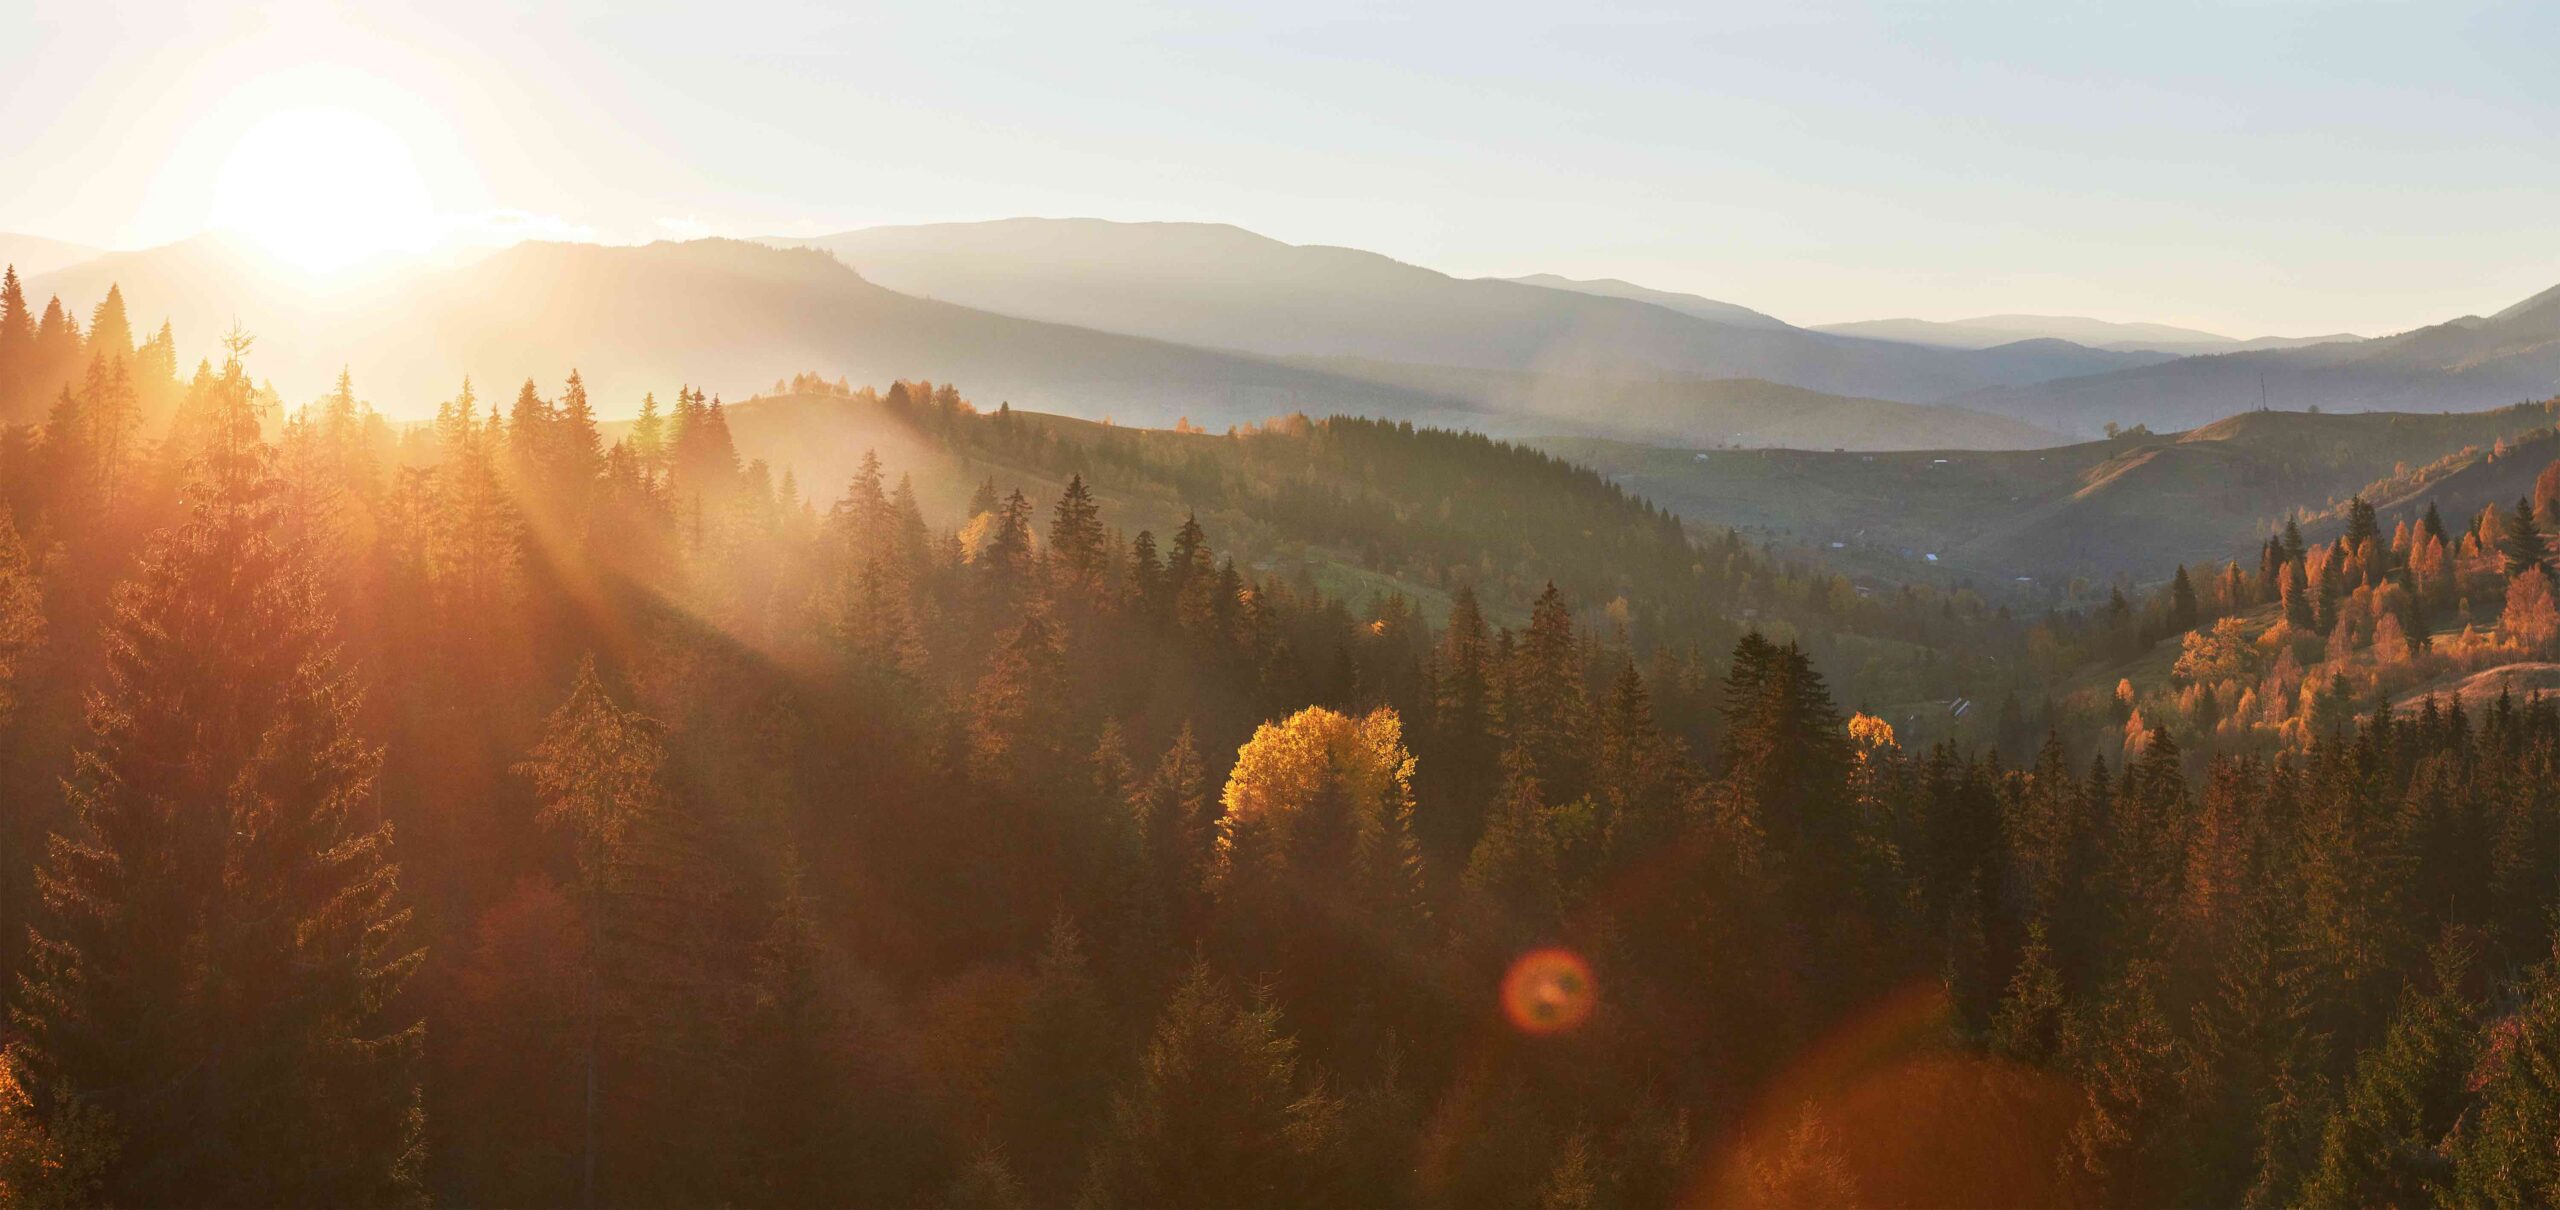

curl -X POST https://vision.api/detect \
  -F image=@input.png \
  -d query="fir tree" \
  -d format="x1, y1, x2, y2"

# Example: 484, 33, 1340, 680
1082, 961, 1343, 1209
518, 655, 670, 1210
2169, 564, 2199, 632
0, 510, 40, 729
13, 337, 424, 1206
2298, 935, 2476, 1209
2501, 496, 2549, 577
1047, 473, 1105, 590
0, 266, 30, 414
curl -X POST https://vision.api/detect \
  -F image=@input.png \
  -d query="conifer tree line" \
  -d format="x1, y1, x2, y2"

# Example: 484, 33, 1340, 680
9, 281, 2560, 1206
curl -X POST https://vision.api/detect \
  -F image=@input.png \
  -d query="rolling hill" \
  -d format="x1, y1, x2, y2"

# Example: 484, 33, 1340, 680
769, 218, 2169, 403
1959, 282, 2560, 435
1541, 401, 2560, 587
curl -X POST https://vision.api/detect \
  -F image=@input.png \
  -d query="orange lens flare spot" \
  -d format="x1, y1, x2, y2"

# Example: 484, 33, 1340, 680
1501, 948, 1596, 1035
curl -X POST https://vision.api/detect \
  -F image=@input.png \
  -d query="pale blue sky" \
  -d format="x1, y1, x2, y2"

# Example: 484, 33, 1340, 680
5, 0, 2556, 334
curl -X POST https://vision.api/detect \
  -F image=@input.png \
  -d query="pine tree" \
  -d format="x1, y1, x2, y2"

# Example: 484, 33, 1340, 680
1506, 583, 1589, 803
736, 855, 886, 1207
1460, 747, 1562, 949
2298, 935, 2476, 1209
1126, 529, 1164, 617
969, 614, 1069, 791
13, 337, 424, 1206
2501, 496, 2548, 577
993, 919, 1114, 1201
0, 510, 41, 729
1047, 473, 1105, 591
1133, 725, 1217, 946
630, 392, 668, 482
1082, 961, 1343, 1209
555, 370, 604, 498
2344, 495, 2380, 551
83, 285, 131, 370
518, 655, 669, 1210
28, 298, 77, 416
1990, 923, 2067, 1065
2169, 564, 2199, 632
1420, 584, 1496, 869
2445, 936, 2560, 1206
0, 266, 31, 415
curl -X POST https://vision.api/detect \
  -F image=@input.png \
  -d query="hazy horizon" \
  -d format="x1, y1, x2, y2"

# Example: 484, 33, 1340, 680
11, 1, 2560, 336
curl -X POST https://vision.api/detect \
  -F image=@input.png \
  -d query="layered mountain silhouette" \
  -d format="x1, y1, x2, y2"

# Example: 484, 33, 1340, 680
1814, 314, 2359, 355
18, 234, 2055, 449
21, 219, 2558, 452
1957, 282, 2560, 434
770, 218, 2164, 401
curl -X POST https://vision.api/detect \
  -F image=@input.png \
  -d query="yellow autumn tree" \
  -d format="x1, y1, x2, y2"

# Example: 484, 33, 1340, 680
2503, 568, 2560, 653
1220, 706, 1423, 913
1215, 706, 1429, 1028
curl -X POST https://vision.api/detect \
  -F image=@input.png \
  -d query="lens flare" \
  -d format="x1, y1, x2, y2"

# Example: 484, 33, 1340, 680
1500, 948, 1596, 1035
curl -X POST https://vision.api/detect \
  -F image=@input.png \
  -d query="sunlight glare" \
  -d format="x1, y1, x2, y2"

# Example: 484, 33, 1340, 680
207, 107, 438, 276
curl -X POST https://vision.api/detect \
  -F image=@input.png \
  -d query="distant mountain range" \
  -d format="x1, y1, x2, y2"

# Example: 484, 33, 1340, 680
26, 236, 1471, 432
10, 218, 2555, 450
11, 232, 2064, 450
1954, 283, 2560, 433
1813, 314, 2361, 356
768, 219, 2166, 403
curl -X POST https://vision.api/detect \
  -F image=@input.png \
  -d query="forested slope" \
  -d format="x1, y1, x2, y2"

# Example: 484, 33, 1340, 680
4, 284, 2560, 1207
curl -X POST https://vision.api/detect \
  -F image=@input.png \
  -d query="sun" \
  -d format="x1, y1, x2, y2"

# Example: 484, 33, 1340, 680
207, 106, 439, 276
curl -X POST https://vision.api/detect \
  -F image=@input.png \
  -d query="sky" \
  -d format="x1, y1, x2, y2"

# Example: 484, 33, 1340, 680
4, 0, 2557, 335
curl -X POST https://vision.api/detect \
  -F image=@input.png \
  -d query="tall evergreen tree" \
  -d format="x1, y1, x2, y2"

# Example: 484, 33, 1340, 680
0, 266, 31, 415
13, 337, 423, 1206
2501, 496, 2549, 577
1046, 474, 1105, 591
518, 655, 671, 1210
1081, 961, 1342, 1209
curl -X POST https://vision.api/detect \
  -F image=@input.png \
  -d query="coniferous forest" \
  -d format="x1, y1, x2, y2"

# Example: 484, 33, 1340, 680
13, 270, 2560, 1210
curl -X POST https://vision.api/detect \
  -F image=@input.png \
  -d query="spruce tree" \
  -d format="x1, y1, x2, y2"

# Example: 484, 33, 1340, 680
83, 285, 131, 369
1046, 473, 1105, 590
2298, 935, 2475, 1209
518, 655, 669, 1209
13, 337, 423, 1206
2501, 496, 2549, 577
0, 510, 42, 729
1420, 584, 1495, 869
1082, 961, 1342, 1209
0, 266, 30, 415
